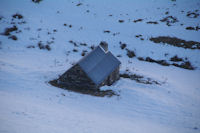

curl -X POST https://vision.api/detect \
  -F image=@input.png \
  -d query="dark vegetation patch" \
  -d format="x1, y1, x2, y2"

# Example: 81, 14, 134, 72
32, 0, 43, 4
149, 36, 200, 50
186, 11, 199, 18
118, 20, 124, 23
119, 41, 127, 49
133, 19, 143, 23
126, 49, 136, 58
160, 16, 178, 26
49, 79, 118, 97
186, 26, 200, 31
138, 56, 194, 70
120, 73, 161, 85
146, 21, 158, 24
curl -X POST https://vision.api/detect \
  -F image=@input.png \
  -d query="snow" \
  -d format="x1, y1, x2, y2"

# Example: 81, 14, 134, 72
0, 0, 200, 133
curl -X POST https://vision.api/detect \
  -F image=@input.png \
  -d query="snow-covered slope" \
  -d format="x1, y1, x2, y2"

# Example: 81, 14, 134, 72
0, 0, 200, 133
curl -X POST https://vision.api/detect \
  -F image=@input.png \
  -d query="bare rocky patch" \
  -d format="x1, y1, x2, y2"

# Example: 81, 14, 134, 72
138, 56, 194, 70
49, 79, 119, 97
149, 36, 200, 50
120, 72, 161, 85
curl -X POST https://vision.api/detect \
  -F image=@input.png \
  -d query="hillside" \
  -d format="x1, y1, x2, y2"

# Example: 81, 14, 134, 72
0, 0, 200, 133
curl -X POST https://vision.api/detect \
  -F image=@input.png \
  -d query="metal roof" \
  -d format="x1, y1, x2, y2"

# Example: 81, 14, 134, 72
78, 45, 121, 85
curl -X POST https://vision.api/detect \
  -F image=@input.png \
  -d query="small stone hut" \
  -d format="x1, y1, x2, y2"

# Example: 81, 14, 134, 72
57, 42, 121, 90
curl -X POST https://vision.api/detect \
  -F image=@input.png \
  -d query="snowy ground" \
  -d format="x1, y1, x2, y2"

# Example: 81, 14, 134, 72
0, 0, 200, 133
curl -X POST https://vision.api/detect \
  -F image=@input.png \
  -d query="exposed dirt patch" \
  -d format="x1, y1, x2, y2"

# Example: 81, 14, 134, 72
149, 36, 200, 50
120, 73, 161, 85
49, 79, 119, 97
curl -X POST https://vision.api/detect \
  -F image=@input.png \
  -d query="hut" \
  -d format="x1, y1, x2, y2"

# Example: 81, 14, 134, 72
57, 42, 121, 90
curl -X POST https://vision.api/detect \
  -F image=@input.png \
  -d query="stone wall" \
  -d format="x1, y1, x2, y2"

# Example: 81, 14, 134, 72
58, 64, 97, 90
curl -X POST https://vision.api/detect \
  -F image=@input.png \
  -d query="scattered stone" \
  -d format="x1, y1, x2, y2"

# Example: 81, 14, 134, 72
170, 55, 183, 62
104, 30, 111, 33
76, 3, 83, 6
32, 0, 43, 3
118, 20, 124, 23
119, 42, 127, 49
146, 21, 158, 24
135, 34, 142, 38
160, 16, 178, 26
186, 12, 199, 18
133, 19, 143, 23
3, 26, 18, 36
73, 49, 78, 52
186, 26, 200, 31
8, 35, 18, 40
12, 13, 23, 19
126, 49, 136, 58
27, 45, 35, 48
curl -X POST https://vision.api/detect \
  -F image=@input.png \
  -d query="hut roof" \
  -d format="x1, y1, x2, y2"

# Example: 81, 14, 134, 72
78, 45, 121, 85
